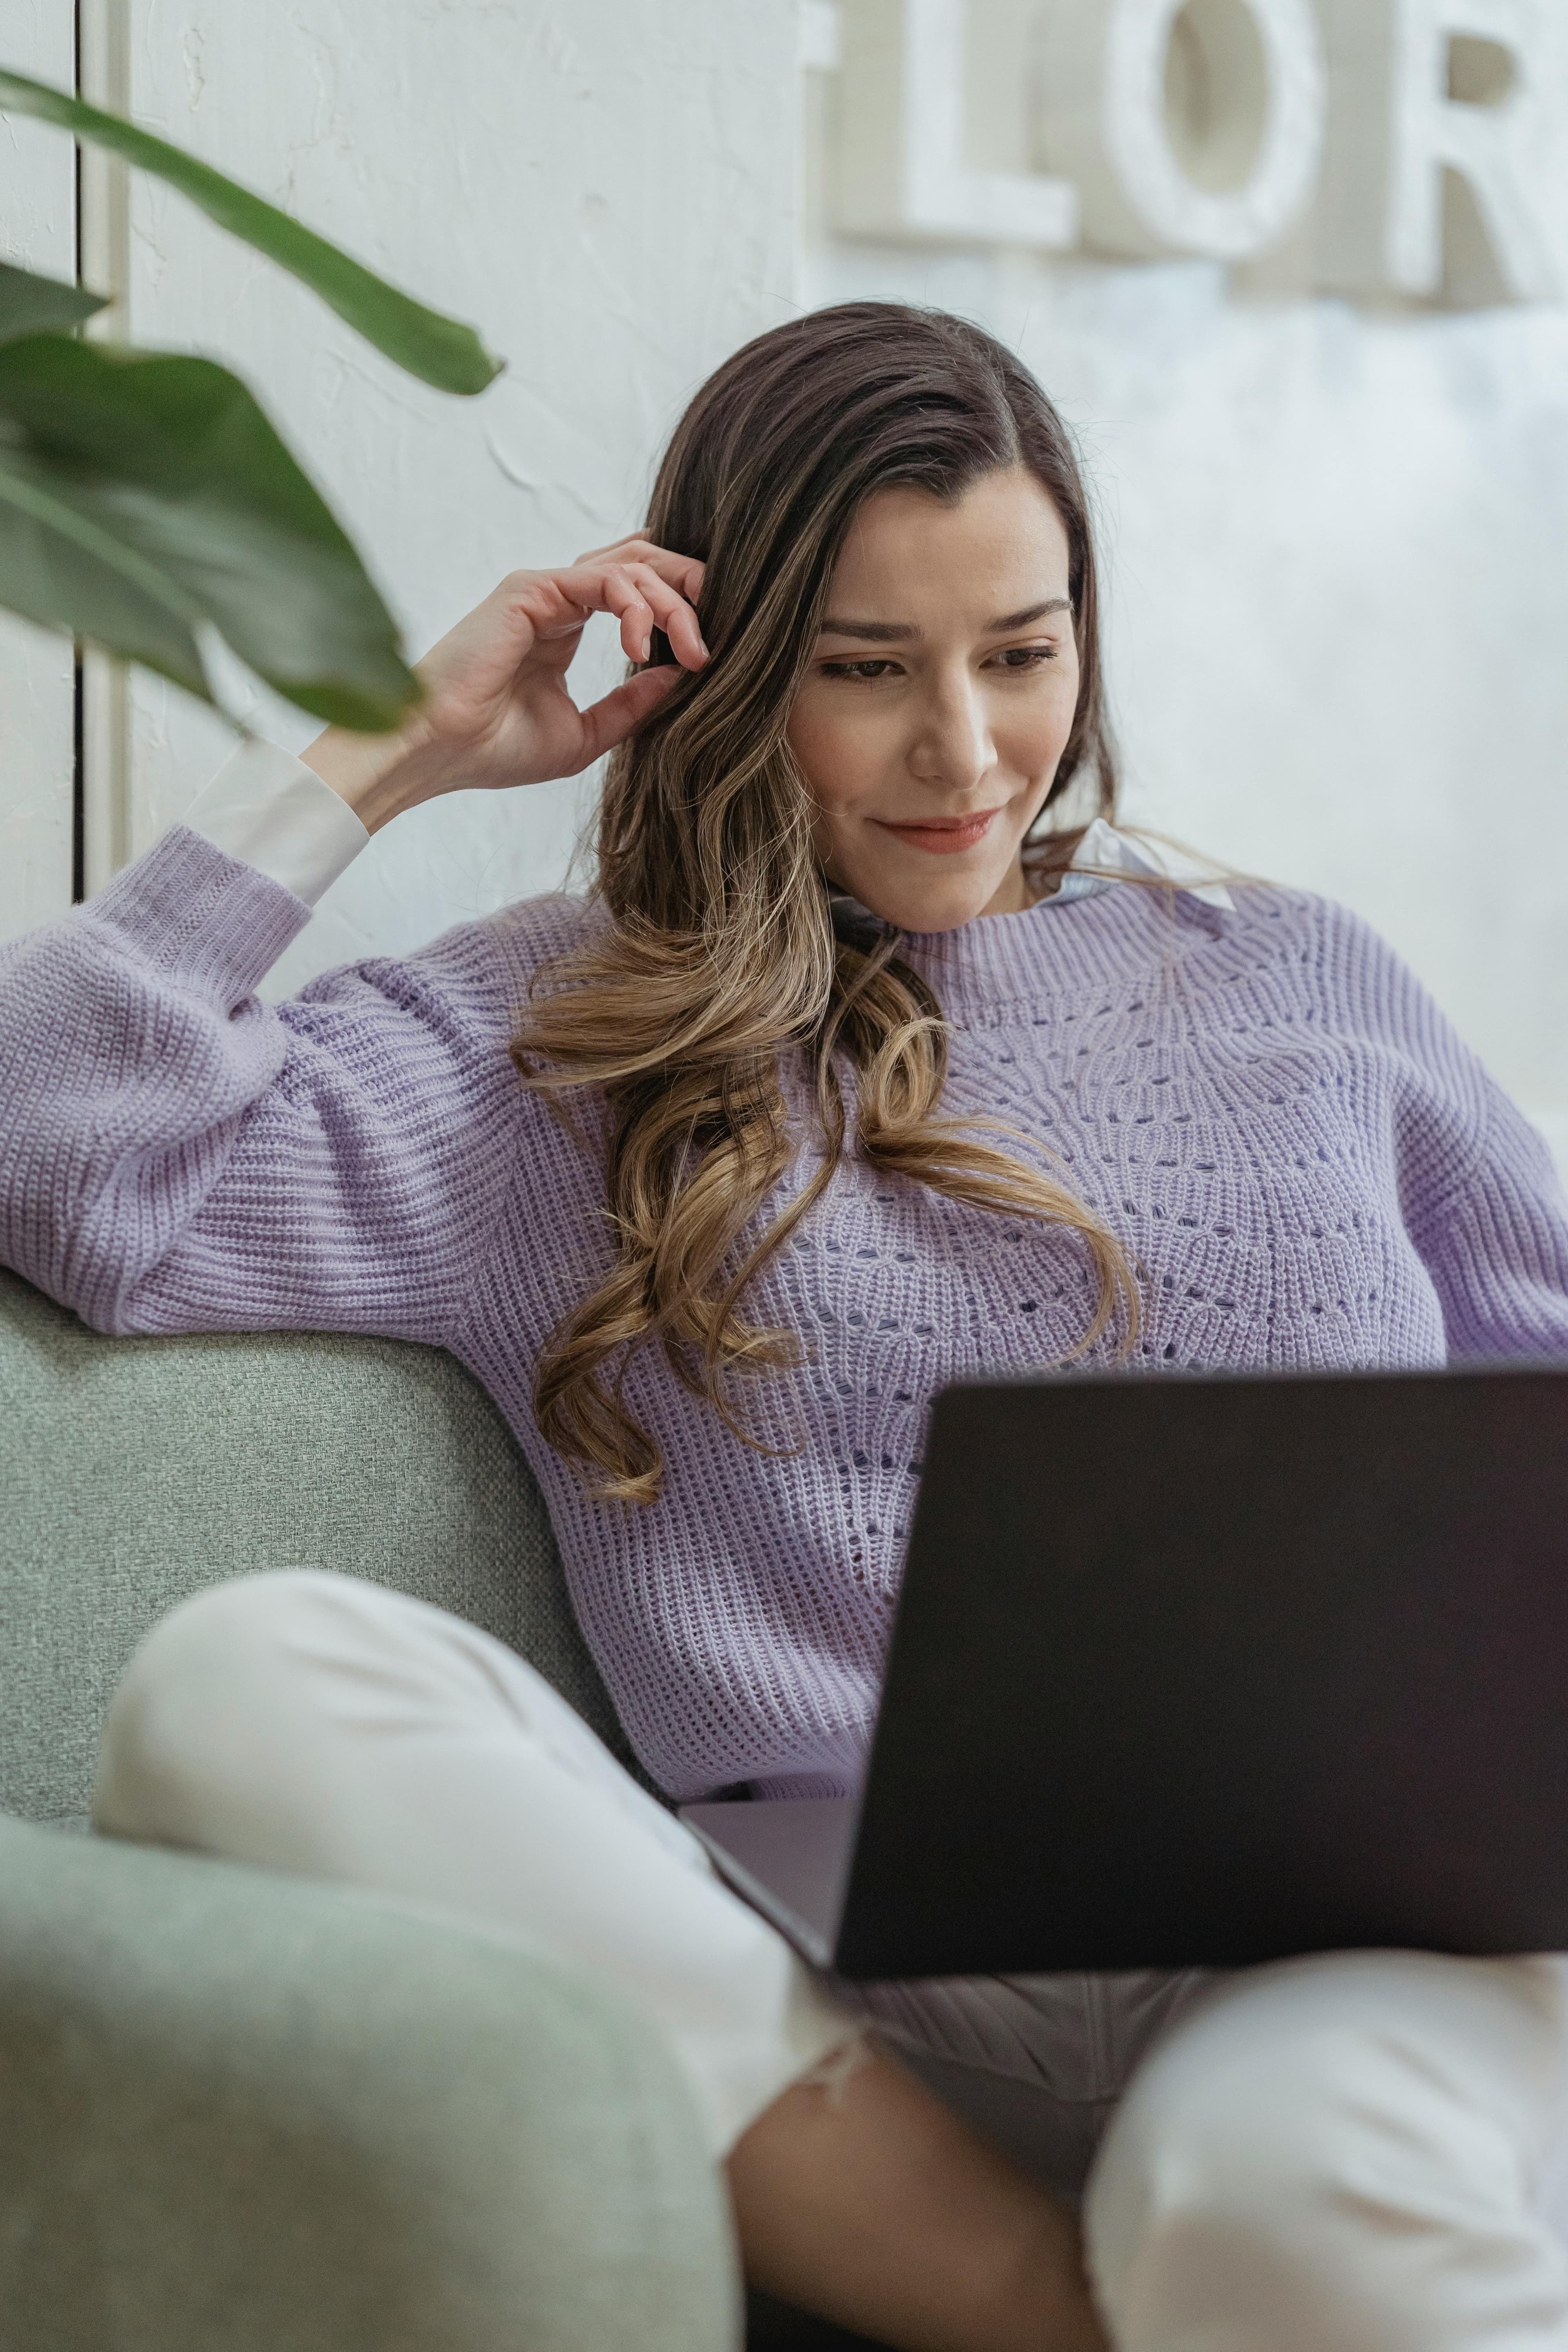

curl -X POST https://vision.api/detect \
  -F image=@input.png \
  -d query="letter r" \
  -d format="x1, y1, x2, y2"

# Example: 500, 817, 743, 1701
1318, 0, 1566, 304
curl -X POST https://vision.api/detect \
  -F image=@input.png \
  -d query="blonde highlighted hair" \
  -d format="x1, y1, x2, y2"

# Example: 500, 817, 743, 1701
513, 304, 1137, 1503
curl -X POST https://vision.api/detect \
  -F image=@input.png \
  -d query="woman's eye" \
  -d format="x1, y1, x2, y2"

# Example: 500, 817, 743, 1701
821, 659, 901, 682
990, 645, 1060, 671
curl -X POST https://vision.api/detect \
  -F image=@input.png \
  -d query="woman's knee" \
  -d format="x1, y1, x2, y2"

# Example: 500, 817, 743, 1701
94, 1568, 367, 1849
1085, 1953, 1568, 2352
92, 1569, 640, 1872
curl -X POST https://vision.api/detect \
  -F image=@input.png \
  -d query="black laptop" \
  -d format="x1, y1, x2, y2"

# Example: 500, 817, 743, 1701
681, 1367, 1568, 1976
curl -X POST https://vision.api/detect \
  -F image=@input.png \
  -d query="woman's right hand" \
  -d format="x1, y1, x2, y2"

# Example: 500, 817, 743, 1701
301, 537, 707, 833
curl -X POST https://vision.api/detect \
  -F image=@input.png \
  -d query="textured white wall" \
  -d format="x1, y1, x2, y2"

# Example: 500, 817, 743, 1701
0, 0, 76, 938
114, 0, 799, 996
805, 6, 1568, 1169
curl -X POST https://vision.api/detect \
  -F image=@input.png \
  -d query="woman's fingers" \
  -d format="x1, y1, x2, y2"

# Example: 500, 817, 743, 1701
632, 565, 708, 668
435, 543, 704, 677
412, 545, 707, 760
572, 665, 684, 768
575, 535, 705, 609
550, 555, 708, 673
599, 562, 708, 669
595, 568, 657, 664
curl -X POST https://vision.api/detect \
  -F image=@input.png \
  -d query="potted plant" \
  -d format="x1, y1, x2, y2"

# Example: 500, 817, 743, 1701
0, 67, 502, 735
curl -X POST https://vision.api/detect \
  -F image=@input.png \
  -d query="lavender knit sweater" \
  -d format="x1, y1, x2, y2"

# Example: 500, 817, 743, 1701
3, 827, 1566, 1798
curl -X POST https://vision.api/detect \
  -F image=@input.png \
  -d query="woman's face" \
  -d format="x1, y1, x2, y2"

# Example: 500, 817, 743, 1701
786, 464, 1081, 932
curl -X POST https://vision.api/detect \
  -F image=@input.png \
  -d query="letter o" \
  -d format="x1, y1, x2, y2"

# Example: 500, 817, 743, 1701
1039, 0, 1327, 263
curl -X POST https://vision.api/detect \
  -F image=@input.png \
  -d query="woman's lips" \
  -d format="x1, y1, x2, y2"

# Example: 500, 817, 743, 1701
873, 811, 1002, 855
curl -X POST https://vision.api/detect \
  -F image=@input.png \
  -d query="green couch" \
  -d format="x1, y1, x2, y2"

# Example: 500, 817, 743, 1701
1, 1267, 836, 2351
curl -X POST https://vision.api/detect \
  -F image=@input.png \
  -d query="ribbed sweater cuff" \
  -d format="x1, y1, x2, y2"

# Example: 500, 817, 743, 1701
87, 826, 312, 998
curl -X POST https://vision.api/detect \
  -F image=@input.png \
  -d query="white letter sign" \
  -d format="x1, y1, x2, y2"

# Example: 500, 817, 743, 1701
1036, 0, 1327, 263
1316, 0, 1564, 302
835, 0, 1080, 247
822, 0, 1568, 307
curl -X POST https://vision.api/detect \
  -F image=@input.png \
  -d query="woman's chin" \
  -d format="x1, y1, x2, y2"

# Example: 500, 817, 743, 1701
849, 869, 1023, 935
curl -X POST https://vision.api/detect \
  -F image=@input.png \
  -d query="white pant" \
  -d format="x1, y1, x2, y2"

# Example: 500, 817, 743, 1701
95, 1570, 1568, 2351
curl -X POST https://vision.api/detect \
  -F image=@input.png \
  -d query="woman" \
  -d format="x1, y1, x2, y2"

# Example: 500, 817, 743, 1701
4, 303, 1567, 2352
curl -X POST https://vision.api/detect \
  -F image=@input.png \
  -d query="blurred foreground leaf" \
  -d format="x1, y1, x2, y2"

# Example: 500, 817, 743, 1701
0, 334, 421, 728
0, 69, 503, 396
0, 259, 108, 343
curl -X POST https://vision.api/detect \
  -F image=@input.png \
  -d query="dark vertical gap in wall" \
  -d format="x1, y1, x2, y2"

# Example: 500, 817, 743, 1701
72, 0, 85, 251
71, 0, 87, 902
71, 660, 85, 904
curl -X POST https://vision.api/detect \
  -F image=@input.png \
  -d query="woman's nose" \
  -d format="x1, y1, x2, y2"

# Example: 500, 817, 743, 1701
907, 675, 993, 794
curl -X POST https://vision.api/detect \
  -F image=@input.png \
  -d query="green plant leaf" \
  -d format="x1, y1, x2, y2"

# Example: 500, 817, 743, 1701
0, 69, 503, 396
0, 333, 422, 728
0, 438, 210, 697
0, 258, 108, 343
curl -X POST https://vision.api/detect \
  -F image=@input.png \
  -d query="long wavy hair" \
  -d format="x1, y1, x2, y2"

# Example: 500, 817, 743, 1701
512, 303, 1137, 1503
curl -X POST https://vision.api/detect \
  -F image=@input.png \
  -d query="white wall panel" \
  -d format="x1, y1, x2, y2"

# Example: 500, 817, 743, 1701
114, 0, 798, 993
805, 3, 1568, 1170
0, 0, 76, 942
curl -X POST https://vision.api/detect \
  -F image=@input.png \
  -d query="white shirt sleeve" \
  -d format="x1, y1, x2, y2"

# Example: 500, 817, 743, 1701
181, 737, 370, 908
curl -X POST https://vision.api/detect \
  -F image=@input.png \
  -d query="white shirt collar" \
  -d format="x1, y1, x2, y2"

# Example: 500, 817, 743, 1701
1054, 818, 1235, 913
830, 817, 1235, 946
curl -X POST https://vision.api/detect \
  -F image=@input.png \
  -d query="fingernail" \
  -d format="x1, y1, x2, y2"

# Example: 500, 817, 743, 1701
641, 637, 652, 662
696, 636, 710, 661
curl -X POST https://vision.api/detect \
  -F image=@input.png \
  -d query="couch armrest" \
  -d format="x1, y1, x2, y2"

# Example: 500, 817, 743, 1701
0, 1813, 738, 2352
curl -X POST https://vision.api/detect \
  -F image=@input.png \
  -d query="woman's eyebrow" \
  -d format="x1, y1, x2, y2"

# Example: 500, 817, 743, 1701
991, 598, 1072, 628
819, 617, 915, 642
817, 597, 1071, 643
